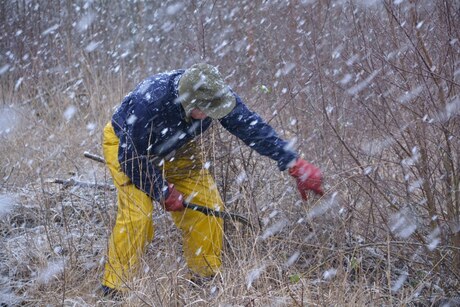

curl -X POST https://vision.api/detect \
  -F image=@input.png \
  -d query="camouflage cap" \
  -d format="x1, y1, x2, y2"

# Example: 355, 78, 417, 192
178, 63, 236, 119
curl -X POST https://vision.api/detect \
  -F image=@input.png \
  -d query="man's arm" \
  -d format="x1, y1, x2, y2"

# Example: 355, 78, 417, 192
115, 101, 168, 201
218, 93, 297, 171
219, 92, 324, 199
118, 135, 167, 201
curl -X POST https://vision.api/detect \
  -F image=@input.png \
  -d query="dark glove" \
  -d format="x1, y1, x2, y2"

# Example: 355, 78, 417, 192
164, 184, 185, 211
289, 158, 324, 200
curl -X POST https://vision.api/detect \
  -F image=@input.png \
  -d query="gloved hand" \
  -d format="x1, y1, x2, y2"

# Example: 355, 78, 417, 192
164, 184, 185, 211
289, 158, 324, 200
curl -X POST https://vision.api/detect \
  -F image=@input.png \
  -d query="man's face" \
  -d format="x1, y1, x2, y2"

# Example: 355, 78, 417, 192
190, 108, 208, 120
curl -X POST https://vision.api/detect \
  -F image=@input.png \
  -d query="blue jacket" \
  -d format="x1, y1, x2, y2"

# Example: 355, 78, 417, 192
112, 70, 297, 200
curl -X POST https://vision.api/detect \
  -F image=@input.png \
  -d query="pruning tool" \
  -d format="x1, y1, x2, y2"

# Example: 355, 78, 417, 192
84, 151, 253, 228
183, 202, 252, 228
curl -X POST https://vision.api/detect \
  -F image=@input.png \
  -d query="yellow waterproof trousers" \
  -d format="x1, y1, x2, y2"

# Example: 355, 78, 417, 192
101, 122, 223, 289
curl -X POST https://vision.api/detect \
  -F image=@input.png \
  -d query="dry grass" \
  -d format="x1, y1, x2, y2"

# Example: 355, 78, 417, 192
0, 119, 449, 305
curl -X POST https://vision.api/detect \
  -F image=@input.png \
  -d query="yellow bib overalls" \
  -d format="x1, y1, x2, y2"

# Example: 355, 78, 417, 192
101, 122, 224, 289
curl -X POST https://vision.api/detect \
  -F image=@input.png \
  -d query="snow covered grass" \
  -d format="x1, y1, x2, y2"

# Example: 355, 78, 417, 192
0, 141, 452, 305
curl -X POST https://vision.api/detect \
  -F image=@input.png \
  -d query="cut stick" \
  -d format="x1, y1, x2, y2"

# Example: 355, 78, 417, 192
51, 178, 115, 190
84, 151, 105, 164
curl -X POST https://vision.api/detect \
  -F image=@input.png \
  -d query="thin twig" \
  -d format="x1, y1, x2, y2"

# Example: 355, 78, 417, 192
83, 151, 105, 164
51, 178, 115, 190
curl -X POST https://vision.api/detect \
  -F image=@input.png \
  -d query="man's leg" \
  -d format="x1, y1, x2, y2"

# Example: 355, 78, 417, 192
164, 158, 224, 277
101, 123, 155, 289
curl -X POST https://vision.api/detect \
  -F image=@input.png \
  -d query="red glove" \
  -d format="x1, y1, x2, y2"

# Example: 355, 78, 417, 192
164, 184, 185, 211
289, 159, 324, 200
